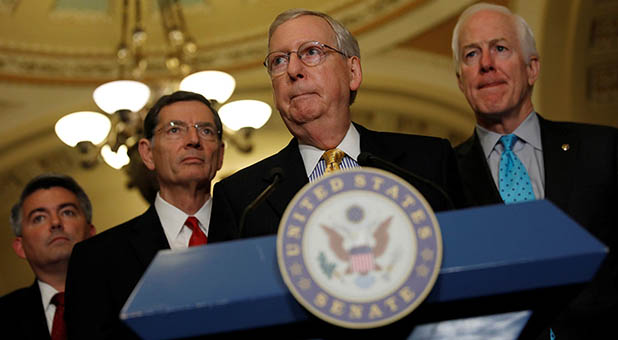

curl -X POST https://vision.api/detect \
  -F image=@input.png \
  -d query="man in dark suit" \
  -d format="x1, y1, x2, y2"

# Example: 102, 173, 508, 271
209, 9, 465, 242
452, 3, 617, 339
65, 91, 225, 339
1, 174, 96, 340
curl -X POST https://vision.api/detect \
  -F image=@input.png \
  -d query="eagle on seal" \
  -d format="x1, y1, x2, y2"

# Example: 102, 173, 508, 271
321, 216, 392, 275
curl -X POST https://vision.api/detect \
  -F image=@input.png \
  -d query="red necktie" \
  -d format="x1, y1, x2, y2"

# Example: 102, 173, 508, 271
186, 216, 207, 246
50, 292, 67, 340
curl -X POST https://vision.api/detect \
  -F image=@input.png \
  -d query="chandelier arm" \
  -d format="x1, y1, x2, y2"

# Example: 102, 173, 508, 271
174, 0, 188, 35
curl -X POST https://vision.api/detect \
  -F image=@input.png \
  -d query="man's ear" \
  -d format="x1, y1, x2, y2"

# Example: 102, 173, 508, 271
348, 56, 362, 91
216, 142, 225, 171
527, 56, 540, 86
12, 237, 26, 259
88, 224, 96, 237
138, 138, 156, 171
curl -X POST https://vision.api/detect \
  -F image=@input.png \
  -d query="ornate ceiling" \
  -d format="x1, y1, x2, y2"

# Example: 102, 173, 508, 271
0, 0, 617, 295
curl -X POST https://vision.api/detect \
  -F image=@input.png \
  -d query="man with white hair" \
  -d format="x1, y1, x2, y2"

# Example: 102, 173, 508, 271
452, 3, 617, 339
210, 8, 466, 241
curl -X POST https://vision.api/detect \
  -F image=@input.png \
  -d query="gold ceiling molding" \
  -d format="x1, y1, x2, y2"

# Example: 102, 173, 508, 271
0, 0, 18, 13
0, 41, 266, 84
0, 0, 441, 83
347, 0, 430, 35
47, 6, 112, 23
0, 0, 406, 56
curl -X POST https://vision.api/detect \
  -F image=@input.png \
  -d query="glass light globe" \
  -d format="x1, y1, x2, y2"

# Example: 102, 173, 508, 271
93, 80, 151, 114
55, 111, 111, 147
179, 70, 236, 103
101, 144, 131, 169
218, 100, 272, 131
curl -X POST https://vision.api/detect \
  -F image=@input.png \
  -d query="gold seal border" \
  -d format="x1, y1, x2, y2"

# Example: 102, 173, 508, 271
276, 167, 443, 329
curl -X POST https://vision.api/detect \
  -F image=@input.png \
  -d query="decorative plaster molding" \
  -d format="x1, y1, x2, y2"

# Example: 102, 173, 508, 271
0, 0, 18, 14
0, 0, 447, 82
588, 63, 618, 104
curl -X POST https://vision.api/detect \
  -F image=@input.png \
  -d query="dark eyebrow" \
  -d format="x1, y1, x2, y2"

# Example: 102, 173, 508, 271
168, 120, 215, 127
26, 202, 80, 220
58, 202, 80, 211
26, 207, 48, 220
195, 122, 216, 127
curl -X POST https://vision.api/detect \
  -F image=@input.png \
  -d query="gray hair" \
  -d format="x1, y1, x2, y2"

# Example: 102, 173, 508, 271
451, 3, 538, 74
10, 173, 92, 237
268, 8, 361, 104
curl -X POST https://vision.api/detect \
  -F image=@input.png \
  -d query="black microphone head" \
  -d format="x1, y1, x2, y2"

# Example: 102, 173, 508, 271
269, 167, 284, 181
357, 152, 373, 166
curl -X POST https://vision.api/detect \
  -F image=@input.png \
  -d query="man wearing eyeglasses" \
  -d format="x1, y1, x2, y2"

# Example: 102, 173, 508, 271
65, 91, 224, 339
210, 9, 465, 241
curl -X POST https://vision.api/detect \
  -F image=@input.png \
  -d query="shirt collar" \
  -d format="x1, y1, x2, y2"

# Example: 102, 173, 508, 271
475, 111, 542, 158
298, 123, 361, 177
154, 192, 212, 241
37, 279, 58, 311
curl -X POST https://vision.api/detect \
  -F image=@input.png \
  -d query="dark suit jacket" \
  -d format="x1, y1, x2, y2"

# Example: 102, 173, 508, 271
210, 123, 465, 242
455, 116, 618, 339
0, 281, 50, 340
65, 206, 169, 340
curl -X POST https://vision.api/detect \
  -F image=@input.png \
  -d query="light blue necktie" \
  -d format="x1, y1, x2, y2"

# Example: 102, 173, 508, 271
498, 134, 535, 204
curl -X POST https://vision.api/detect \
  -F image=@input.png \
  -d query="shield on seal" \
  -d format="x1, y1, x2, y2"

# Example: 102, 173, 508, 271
349, 245, 375, 274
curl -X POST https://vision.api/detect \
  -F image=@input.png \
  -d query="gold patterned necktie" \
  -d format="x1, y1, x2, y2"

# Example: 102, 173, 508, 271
322, 148, 345, 174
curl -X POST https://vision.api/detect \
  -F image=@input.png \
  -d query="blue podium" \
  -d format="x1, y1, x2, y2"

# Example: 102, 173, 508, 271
120, 200, 607, 339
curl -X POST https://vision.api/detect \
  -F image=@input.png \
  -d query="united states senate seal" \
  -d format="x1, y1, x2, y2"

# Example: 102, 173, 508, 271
277, 167, 442, 329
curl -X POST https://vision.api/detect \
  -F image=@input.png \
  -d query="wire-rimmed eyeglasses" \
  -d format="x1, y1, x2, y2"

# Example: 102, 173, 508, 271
155, 120, 221, 142
263, 41, 347, 77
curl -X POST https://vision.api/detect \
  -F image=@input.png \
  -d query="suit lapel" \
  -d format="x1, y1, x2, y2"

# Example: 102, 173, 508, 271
356, 123, 405, 164
456, 133, 503, 205
127, 206, 170, 269
539, 116, 578, 208
265, 139, 310, 218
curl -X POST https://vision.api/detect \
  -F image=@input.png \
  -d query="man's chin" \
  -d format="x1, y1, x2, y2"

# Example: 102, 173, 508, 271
474, 101, 512, 116
285, 108, 322, 125
173, 172, 211, 185
46, 247, 73, 263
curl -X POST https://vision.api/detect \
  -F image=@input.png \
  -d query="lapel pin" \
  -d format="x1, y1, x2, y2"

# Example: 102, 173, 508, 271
561, 143, 570, 151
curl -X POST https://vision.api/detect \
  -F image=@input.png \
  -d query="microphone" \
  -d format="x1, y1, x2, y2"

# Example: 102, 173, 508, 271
238, 167, 284, 238
357, 152, 454, 210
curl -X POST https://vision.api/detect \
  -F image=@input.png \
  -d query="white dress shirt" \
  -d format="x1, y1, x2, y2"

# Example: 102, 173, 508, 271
154, 192, 212, 250
476, 111, 545, 199
37, 280, 58, 335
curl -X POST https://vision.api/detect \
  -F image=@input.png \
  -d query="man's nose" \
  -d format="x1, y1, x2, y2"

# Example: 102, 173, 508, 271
479, 52, 495, 73
286, 53, 305, 80
185, 126, 202, 148
50, 214, 63, 230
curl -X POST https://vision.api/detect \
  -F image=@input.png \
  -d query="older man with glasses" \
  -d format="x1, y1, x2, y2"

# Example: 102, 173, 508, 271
65, 91, 225, 340
209, 9, 466, 242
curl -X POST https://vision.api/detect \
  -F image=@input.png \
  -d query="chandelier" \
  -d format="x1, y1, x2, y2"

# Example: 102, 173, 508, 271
54, 0, 271, 169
